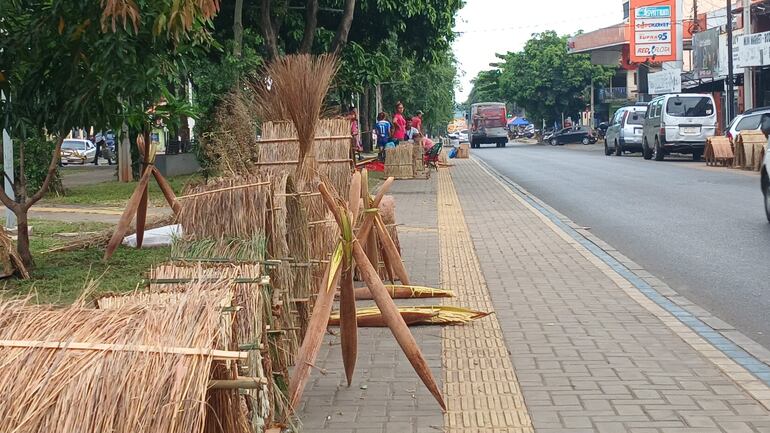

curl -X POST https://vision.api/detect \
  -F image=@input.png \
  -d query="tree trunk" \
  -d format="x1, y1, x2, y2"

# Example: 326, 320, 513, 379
330, 0, 356, 54
261, 0, 280, 59
361, 87, 371, 152
299, 0, 319, 53
233, 0, 244, 57
15, 209, 32, 268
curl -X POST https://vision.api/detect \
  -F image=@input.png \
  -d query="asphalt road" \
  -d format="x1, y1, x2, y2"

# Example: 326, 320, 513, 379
474, 141, 770, 348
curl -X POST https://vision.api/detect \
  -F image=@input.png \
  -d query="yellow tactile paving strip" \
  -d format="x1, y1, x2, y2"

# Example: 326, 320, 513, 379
437, 168, 534, 433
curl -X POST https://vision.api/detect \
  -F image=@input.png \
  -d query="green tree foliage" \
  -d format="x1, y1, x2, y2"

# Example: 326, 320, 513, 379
466, 69, 504, 106
496, 31, 613, 124
381, 51, 458, 135
0, 0, 215, 267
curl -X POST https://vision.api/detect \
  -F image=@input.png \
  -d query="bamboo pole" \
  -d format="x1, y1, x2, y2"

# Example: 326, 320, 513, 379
258, 135, 352, 143
251, 159, 352, 166
176, 181, 272, 200
318, 183, 446, 411
208, 377, 269, 389
0, 340, 248, 360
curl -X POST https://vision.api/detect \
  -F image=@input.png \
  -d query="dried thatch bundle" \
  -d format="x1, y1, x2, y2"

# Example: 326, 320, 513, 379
329, 305, 491, 327
43, 214, 176, 254
0, 284, 247, 433
177, 176, 270, 241
0, 230, 28, 279
97, 264, 282, 432
253, 54, 339, 178
199, 90, 260, 176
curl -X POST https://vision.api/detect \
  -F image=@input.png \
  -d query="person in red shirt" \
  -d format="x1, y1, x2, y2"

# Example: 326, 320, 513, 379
392, 101, 407, 141
412, 110, 423, 133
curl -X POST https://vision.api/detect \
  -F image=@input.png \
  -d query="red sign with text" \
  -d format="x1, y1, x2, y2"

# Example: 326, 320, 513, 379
630, 0, 677, 63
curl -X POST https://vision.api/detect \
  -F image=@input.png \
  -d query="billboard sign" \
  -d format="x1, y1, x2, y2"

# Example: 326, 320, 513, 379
648, 69, 682, 95
693, 28, 719, 79
736, 30, 770, 68
630, 0, 678, 63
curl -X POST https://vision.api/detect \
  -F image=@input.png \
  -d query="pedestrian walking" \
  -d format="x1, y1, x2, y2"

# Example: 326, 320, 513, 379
93, 133, 114, 166
392, 101, 407, 141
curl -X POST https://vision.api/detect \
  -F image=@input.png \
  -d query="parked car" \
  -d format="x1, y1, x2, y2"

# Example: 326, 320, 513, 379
458, 129, 469, 143
60, 139, 96, 164
642, 93, 717, 161
759, 114, 770, 222
469, 102, 508, 148
726, 106, 770, 142
604, 105, 647, 156
549, 126, 597, 146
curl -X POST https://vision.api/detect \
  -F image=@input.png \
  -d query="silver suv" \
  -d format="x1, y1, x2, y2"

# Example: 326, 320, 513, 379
604, 105, 647, 156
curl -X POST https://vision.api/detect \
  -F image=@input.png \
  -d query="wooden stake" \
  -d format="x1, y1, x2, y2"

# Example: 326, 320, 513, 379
318, 183, 445, 411
152, 167, 181, 214
135, 166, 149, 248
374, 215, 410, 285
103, 167, 153, 261
287, 258, 343, 410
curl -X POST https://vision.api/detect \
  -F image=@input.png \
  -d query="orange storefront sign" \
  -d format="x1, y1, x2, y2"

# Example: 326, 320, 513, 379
630, 0, 677, 63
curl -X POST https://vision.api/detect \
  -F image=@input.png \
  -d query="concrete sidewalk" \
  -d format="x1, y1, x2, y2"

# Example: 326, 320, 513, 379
298, 159, 770, 432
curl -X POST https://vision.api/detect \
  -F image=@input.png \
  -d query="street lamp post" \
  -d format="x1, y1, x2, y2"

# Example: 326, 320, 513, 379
726, 0, 735, 124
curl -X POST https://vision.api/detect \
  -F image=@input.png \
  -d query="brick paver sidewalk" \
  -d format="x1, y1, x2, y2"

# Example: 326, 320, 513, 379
298, 159, 770, 433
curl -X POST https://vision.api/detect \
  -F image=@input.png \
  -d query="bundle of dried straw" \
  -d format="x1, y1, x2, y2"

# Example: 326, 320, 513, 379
177, 176, 271, 242
253, 54, 338, 171
0, 284, 249, 433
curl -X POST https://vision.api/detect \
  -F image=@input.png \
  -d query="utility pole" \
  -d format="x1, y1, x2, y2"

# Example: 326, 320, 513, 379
726, 0, 736, 123
0, 90, 16, 229
744, 0, 753, 110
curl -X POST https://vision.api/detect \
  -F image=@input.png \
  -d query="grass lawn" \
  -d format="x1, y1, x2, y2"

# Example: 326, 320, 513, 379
1, 219, 169, 304
44, 173, 202, 207
367, 170, 386, 192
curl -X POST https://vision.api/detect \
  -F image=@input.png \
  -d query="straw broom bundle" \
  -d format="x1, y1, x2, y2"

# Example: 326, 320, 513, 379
0, 284, 248, 433
254, 54, 338, 181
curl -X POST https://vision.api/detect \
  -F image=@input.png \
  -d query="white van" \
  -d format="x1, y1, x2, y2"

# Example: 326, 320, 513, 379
642, 93, 717, 161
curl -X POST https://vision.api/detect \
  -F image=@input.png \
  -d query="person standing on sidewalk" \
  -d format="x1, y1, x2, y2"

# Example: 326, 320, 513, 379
374, 112, 392, 161
392, 101, 407, 141
413, 110, 424, 133
405, 117, 420, 141
348, 107, 363, 161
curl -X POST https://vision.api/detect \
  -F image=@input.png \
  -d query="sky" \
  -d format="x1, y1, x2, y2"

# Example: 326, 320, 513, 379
453, 0, 625, 103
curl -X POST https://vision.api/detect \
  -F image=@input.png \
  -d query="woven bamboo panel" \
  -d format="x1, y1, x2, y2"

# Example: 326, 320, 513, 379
385, 144, 415, 179
735, 131, 767, 171
705, 136, 733, 167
